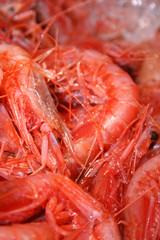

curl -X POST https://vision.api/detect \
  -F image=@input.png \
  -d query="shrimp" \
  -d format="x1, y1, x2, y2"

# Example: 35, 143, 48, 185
45, 173, 121, 240
35, 0, 90, 44
0, 172, 53, 224
72, 50, 139, 161
132, 30, 160, 122
123, 154, 160, 239
0, 0, 50, 54
79, 107, 156, 215
0, 222, 54, 240
137, 49, 160, 123
0, 0, 37, 24
49, 46, 139, 170
0, 43, 81, 175
0, 172, 120, 239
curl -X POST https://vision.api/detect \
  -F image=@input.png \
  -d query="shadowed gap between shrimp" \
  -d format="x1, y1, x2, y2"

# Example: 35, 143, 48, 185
0, 172, 120, 239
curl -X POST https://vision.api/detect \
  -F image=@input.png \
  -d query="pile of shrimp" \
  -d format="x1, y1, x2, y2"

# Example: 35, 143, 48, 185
0, 0, 160, 239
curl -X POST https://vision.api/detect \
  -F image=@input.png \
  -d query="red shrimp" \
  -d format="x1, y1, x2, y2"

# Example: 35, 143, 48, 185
133, 30, 160, 121
0, 0, 37, 24
79, 108, 156, 214
72, 50, 139, 160
45, 173, 121, 239
0, 1, 48, 54
0, 44, 81, 175
0, 222, 54, 240
123, 154, 160, 239
0, 173, 53, 224
0, 172, 120, 239
49, 46, 139, 170
35, 0, 90, 44
137, 49, 160, 123
36, 0, 73, 44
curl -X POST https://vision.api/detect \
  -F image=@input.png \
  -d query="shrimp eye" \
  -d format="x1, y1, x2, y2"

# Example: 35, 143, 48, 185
149, 131, 159, 149
2, 28, 7, 32
9, 7, 15, 13
150, 131, 159, 141
57, 137, 62, 144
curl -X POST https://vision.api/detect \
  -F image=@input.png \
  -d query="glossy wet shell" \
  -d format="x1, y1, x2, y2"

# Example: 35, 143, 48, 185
123, 154, 160, 240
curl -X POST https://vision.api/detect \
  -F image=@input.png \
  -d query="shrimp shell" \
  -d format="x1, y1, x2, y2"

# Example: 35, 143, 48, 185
123, 154, 160, 239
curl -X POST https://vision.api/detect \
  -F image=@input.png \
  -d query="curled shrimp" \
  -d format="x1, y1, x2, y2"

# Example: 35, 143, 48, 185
0, 44, 81, 175
79, 107, 156, 215
48, 46, 139, 170
72, 50, 139, 156
123, 154, 160, 239
0, 172, 120, 239
0, 222, 54, 240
